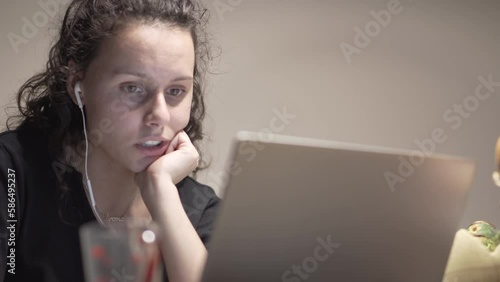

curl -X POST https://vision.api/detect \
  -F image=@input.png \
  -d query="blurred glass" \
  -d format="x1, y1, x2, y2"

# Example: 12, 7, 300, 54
80, 219, 163, 282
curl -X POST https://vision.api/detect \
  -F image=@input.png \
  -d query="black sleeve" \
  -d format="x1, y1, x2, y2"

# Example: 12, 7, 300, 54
178, 177, 222, 249
0, 142, 23, 282
196, 194, 221, 248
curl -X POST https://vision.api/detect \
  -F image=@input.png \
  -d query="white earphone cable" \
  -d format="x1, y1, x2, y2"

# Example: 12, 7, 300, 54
78, 102, 106, 226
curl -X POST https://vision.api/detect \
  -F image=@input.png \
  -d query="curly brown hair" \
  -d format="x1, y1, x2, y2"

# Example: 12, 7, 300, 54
6, 0, 212, 174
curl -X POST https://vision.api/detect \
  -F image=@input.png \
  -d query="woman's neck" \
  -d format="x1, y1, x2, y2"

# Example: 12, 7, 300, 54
76, 146, 140, 217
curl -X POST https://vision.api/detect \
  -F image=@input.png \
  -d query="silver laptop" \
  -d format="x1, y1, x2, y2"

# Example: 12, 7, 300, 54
201, 131, 476, 282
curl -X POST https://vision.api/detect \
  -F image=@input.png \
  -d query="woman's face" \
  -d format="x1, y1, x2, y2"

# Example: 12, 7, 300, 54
79, 23, 195, 172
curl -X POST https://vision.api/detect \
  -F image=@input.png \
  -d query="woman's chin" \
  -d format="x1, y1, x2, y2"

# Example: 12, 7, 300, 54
129, 158, 156, 173
129, 163, 147, 173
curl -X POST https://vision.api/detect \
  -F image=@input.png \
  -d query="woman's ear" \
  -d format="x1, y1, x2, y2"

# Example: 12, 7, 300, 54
66, 60, 84, 106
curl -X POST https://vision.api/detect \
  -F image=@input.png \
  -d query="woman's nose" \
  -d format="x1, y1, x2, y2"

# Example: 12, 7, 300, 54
144, 91, 170, 127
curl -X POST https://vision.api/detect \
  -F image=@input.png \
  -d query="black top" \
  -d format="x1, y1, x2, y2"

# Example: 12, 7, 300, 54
0, 125, 221, 282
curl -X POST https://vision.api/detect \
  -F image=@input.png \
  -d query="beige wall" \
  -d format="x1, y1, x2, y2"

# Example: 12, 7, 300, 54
1, 0, 499, 228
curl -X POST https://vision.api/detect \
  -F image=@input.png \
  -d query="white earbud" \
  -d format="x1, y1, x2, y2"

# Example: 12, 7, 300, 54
74, 82, 83, 108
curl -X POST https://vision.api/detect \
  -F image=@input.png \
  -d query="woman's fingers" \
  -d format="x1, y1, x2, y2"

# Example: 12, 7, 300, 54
165, 132, 181, 154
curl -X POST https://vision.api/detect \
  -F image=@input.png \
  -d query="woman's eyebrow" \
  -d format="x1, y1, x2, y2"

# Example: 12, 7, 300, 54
111, 67, 148, 78
172, 76, 194, 82
111, 67, 193, 82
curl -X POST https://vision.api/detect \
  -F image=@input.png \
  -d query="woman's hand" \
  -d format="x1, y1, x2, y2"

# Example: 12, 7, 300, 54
134, 130, 199, 216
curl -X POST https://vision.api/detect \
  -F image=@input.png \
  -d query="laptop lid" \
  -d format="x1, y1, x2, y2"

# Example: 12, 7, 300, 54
201, 131, 475, 282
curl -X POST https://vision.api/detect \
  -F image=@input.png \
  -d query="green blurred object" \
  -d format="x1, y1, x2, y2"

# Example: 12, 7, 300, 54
467, 221, 500, 252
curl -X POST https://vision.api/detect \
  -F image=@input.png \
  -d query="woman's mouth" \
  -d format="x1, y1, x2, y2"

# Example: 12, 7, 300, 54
141, 140, 162, 147
135, 140, 169, 157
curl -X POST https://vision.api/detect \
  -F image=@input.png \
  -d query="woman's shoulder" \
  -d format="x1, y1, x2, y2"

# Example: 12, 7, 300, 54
0, 126, 50, 164
0, 129, 28, 166
0, 129, 23, 152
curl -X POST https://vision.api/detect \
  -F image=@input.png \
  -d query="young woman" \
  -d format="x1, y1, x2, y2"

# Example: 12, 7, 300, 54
0, 0, 220, 281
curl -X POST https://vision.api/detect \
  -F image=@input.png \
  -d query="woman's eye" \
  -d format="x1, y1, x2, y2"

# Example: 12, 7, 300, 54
123, 84, 145, 95
167, 88, 185, 97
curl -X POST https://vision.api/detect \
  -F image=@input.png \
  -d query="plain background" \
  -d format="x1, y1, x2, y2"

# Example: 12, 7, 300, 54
0, 0, 499, 228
